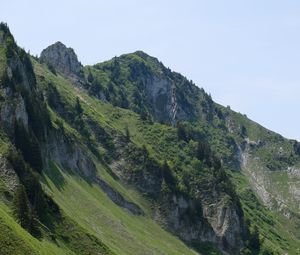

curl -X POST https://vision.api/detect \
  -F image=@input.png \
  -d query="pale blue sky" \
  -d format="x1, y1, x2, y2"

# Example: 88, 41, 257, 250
3, 0, 300, 140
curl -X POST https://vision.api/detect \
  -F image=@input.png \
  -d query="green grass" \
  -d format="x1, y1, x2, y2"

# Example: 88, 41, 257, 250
231, 171, 300, 254
42, 162, 198, 255
33, 57, 300, 254
0, 202, 71, 255
0, 36, 230, 255
0, 43, 7, 78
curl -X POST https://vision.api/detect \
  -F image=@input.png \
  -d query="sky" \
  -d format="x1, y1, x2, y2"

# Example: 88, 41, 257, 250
2, 0, 300, 140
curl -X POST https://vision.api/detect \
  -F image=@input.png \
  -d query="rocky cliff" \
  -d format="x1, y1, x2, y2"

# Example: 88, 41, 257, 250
40, 41, 84, 84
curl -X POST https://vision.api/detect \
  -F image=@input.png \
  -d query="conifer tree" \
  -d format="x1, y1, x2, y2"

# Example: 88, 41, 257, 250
249, 225, 260, 250
125, 126, 130, 142
29, 210, 41, 238
13, 184, 41, 238
75, 97, 83, 115
13, 185, 31, 230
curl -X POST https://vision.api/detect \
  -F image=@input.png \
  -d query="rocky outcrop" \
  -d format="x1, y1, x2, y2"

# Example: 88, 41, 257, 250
42, 130, 96, 178
40, 42, 84, 82
0, 92, 29, 134
43, 129, 143, 215
95, 176, 143, 215
111, 149, 244, 254
0, 155, 19, 193
159, 193, 217, 244
140, 74, 199, 125
237, 135, 300, 221
144, 76, 179, 125
0, 37, 34, 134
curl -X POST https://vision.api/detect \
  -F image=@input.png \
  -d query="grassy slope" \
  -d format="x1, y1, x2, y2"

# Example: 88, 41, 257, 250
231, 171, 300, 254
0, 202, 71, 255
202, 108, 300, 254
43, 163, 197, 255
34, 60, 198, 255
34, 58, 300, 254
0, 131, 84, 255
0, 51, 298, 254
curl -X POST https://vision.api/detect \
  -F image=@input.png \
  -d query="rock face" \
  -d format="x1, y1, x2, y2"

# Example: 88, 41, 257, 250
133, 52, 211, 125
144, 75, 192, 126
111, 145, 244, 254
43, 129, 143, 215
0, 34, 33, 134
40, 42, 83, 80
0, 155, 19, 192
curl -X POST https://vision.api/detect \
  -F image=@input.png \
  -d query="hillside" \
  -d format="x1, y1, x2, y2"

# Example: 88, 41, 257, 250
0, 22, 300, 255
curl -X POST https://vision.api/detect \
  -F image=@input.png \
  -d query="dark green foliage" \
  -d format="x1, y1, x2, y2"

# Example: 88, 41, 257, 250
248, 225, 260, 251
89, 51, 215, 126
125, 126, 130, 142
19, 48, 36, 85
90, 79, 102, 95
0, 22, 10, 34
12, 184, 41, 238
87, 71, 94, 83
177, 122, 188, 142
293, 140, 300, 156
13, 185, 31, 230
4, 35, 16, 59
75, 97, 83, 115
7, 150, 49, 224
14, 121, 43, 173
196, 140, 211, 161
29, 210, 42, 238
241, 125, 247, 137
128, 58, 149, 81
125, 144, 159, 174
241, 222, 263, 255
55, 215, 114, 255
46, 82, 62, 109
191, 241, 222, 255
118, 89, 129, 108
46, 62, 57, 75
111, 57, 121, 83
162, 160, 176, 188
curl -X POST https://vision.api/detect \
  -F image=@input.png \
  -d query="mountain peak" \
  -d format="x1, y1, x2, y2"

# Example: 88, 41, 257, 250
0, 22, 14, 45
132, 50, 151, 59
40, 41, 83, 79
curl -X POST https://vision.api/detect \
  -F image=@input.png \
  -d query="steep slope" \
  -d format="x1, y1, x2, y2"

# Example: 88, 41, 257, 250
36, 44, 252, 254
1, 22, 300, 255
0, 23, 114, 255
69, 45, 300, 253
83, 49, 300, 218
0, 24, 215, 255
82, 51, 214, 125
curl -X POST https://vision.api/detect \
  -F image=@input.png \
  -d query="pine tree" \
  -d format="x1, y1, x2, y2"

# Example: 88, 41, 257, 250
75, 97, 83, 115
125, 126, 130, 142
87, 71, 94, 83
249, 225, 260, 250
162, 160, 176, 187
177, 122, 187, 141
13, 184, 41, 238
14, 121, 43, 172
29, 210, 41, 238
111, 57, 121, 82
13, 185, 31, 230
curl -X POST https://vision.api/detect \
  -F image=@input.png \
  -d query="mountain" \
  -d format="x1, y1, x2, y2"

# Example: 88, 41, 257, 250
0, 22, 299, 255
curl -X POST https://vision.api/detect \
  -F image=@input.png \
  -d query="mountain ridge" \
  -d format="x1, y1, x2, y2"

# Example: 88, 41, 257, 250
0, 23, 300, 255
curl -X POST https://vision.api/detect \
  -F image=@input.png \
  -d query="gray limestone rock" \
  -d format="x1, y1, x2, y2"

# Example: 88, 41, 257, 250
40, 42, 84, 80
